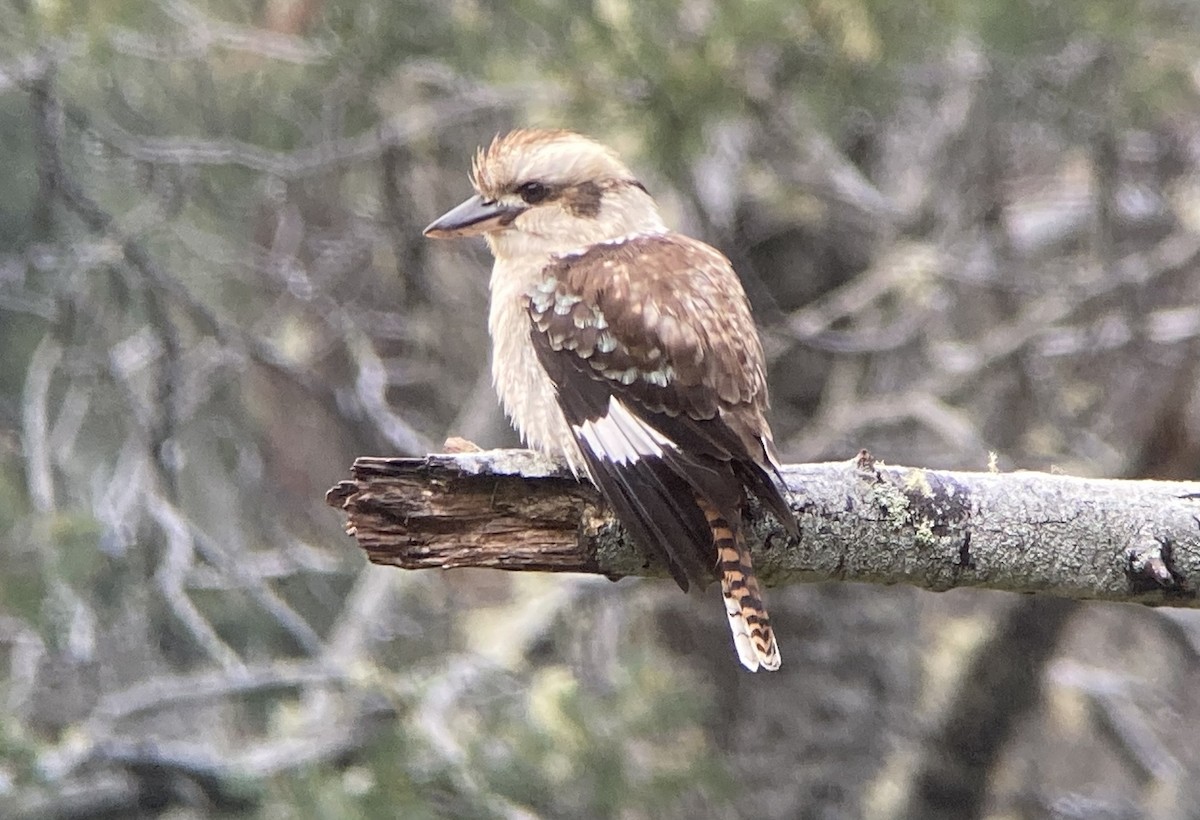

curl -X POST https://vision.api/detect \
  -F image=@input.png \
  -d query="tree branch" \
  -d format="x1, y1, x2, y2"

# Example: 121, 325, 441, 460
326, 450, 1200, 606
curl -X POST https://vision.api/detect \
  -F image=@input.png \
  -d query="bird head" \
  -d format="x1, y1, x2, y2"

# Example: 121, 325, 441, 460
424, 129, 666, 259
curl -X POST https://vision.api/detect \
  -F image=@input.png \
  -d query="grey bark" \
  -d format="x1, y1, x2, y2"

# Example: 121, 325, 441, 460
325, 449, 1200, 607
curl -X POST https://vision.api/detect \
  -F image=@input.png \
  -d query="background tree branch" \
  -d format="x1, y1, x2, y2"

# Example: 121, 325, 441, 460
327, 450, 1200, 605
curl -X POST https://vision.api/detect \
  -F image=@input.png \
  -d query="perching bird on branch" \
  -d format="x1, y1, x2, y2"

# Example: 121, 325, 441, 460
424, 129, 798, 671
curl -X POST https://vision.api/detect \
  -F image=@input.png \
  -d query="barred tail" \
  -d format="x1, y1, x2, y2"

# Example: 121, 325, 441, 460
701, 501, 781, 672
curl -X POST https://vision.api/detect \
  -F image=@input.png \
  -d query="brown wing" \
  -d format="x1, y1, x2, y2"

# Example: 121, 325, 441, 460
528, 232, 796, 591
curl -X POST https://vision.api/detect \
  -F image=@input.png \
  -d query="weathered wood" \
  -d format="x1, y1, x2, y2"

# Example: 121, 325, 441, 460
326, 449, 1200, 606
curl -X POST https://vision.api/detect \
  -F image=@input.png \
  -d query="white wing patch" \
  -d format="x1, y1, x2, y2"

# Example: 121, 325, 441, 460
573, 396, 675, 465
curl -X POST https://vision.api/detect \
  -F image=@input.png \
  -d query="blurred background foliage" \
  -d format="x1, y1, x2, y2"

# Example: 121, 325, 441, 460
2, 0, 1200, 817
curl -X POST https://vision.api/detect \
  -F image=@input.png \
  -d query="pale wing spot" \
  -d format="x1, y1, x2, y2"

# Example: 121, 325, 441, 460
641, 366, 674, 387
553, 293, 582, 315
596, 332, 618, 353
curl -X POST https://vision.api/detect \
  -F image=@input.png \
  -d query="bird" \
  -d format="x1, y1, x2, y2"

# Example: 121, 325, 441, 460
424, 128, 797, 671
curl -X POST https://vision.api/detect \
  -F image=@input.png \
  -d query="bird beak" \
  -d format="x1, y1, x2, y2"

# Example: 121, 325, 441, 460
423, 195, 523, 238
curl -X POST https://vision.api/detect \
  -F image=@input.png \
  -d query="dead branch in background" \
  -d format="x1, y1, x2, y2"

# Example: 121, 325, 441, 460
327, 450, 1200, 606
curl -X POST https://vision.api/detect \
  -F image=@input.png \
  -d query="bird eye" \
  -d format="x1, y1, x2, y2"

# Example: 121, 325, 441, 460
515, 181, 551, 204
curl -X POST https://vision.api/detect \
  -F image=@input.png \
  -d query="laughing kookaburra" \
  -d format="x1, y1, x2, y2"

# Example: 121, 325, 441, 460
424, 129, 798, 671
